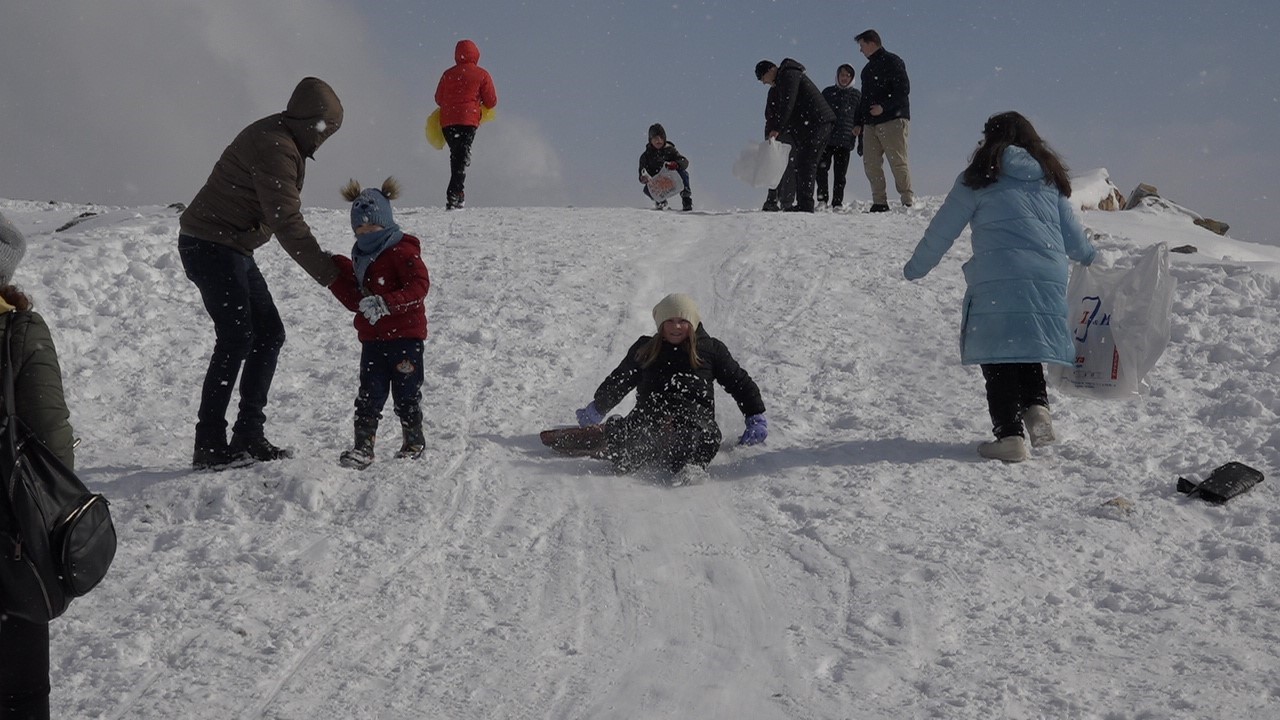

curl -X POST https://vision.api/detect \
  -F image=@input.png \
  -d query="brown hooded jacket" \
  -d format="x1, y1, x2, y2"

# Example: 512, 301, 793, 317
179, 77, 343, 286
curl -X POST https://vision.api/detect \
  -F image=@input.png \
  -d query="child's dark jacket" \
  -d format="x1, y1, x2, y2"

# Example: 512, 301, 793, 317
637, 143, 690, 183
330, 233, 430, 342
592, 326, 764, 427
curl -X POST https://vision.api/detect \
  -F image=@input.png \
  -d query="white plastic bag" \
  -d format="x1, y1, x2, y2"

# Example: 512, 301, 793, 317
645, 166, 685, 202
732, 139, 791, 188
1054, 243, 1175, 398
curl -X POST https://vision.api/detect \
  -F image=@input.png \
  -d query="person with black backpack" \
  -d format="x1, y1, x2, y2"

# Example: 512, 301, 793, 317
0, 211, 70, 720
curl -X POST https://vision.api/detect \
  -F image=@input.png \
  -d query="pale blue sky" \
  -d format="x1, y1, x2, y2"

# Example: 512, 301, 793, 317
2, 1, 1276, 245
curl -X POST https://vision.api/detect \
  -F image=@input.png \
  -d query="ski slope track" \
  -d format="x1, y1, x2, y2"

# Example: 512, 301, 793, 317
3, 196, 1278, 719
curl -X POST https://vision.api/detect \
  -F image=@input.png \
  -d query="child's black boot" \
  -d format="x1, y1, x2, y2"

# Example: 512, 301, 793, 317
339, 417, 378, 470
397, 418, 426, 460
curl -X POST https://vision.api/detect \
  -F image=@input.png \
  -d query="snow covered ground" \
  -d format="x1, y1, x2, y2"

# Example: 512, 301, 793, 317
3, 192, 1278, 719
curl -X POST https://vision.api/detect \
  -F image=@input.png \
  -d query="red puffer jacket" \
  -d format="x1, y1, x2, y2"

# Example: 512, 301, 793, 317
434, 39, 498, 128
330, 234, 430, 342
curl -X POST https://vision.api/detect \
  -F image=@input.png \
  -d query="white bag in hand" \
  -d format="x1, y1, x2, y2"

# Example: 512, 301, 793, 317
732, 139, 791, 188
1055, 243, 1175, 398
645, 166, 685, 202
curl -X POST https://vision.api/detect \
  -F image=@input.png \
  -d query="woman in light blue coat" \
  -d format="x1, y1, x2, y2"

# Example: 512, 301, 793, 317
903, 111, 1096, 462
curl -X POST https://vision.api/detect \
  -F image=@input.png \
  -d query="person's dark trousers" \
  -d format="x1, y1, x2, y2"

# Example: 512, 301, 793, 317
791, 123, 834, 212
179, 235, 286, 450
443, 125, 477, 201
602, 407, 721, 473
0, 614, 50, 720
772, 145, 799, 209
816, 145, 852, 206
354, 338, 425, 434
980, 363, 1050, 438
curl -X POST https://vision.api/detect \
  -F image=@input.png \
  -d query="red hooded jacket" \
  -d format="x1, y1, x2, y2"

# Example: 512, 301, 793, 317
330, 234, 430, 342
434, 40, 498, 128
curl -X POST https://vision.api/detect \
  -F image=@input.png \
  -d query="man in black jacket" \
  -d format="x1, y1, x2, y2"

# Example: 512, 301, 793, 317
756, 59, 835, 213
853, 30, 914, 211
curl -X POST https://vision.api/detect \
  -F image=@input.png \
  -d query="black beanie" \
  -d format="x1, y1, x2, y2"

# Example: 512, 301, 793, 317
755, 60, 776, 80
648, 123, 667, 141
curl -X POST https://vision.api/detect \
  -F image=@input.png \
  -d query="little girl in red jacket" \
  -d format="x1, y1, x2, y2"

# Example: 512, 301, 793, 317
329, 177, 431, 469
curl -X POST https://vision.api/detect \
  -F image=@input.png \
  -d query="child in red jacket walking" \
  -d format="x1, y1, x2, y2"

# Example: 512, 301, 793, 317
329, 177, 431, 469
434, 39, 498, 210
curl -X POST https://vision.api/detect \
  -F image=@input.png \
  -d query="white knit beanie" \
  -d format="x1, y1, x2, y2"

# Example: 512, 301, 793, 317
652, 293, 701, 330
0, 212, 27, 286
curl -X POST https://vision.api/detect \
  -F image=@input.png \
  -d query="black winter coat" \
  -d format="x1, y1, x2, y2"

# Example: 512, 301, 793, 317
764, 86, 795, 144
855, 48, 910, 126
638, 142, 689, 182
821, 84, 862, 149
771, 58, 836, 139
593, 326, 765, 430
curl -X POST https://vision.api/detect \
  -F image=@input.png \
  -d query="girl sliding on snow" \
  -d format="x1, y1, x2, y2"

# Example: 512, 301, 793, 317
545, 293, 767, 476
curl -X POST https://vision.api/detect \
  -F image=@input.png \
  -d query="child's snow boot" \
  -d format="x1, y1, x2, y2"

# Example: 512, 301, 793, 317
681, 191, 693, 212
978, 436, 1029, 463
339, 419, 377, 470
1022, 405, 1056, 447
396, 421, 426, 460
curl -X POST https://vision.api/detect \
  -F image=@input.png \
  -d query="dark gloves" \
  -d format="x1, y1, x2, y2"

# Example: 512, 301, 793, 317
855, 134, 864, 157
576, 401, 605, 427
739, 414, 768, 445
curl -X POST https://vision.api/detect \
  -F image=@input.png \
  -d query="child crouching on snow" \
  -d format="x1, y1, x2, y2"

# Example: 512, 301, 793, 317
638, 123, 693, 211
329, 177, 431, 470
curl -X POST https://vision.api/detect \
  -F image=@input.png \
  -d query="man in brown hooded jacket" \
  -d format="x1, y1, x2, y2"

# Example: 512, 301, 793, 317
178, 76, 343, 470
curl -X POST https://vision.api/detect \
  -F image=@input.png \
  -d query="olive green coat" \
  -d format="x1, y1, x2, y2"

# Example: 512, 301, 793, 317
0, 305, 74, 469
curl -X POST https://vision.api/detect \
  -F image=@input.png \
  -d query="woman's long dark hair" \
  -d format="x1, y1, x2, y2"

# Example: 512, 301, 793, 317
962, 111, 1072, 195
0, 285, 32, 311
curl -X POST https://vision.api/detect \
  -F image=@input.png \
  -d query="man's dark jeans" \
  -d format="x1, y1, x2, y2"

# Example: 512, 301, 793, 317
179, 235, 285, 449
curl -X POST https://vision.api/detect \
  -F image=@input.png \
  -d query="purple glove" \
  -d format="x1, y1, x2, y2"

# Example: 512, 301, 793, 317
739, 414, 768, 445
576, 402, 606, 427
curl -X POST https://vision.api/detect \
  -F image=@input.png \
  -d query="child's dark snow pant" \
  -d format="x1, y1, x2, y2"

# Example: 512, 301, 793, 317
980, 363, 1050, 439
602, 406, 721, 473
355, 338, 425, 448
817, 145, 852, 206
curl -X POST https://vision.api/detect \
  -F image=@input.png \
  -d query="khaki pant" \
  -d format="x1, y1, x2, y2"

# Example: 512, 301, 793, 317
861, 118, 914, 206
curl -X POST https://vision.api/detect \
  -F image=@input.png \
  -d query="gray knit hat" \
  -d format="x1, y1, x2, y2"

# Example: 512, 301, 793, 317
0, 212, 27, 286
652, 293, 701, 330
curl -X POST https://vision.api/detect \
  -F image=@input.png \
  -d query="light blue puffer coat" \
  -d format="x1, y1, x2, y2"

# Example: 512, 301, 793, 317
904, 146, 1097, 366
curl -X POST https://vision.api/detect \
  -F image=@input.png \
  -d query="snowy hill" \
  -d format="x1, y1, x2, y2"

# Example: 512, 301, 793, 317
4, 196, 1279, 719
